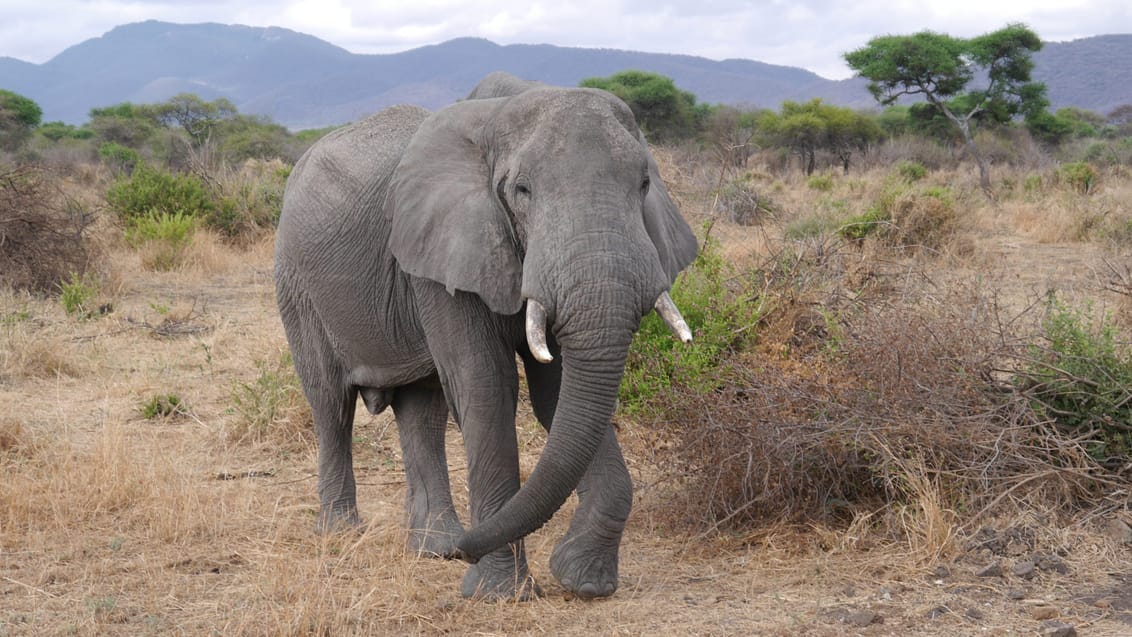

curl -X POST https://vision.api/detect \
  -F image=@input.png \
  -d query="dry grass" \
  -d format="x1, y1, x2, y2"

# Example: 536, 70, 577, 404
2, 156, 1132, 635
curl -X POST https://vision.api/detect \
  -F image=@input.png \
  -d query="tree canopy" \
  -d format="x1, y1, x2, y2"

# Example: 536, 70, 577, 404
761, 99, 883, 175
0, 89, 43, 151
579, 71, 705, 143
844, 23, 1046, 192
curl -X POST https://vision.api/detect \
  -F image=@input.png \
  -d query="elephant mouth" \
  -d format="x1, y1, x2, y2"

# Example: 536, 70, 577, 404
523, 291, 692, 363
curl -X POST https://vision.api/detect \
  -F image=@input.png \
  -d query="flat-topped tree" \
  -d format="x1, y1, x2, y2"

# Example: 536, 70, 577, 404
844, 23, 1046, 194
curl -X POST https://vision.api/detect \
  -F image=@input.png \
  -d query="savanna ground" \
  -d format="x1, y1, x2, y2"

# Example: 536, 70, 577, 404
3, 147, 1132, 636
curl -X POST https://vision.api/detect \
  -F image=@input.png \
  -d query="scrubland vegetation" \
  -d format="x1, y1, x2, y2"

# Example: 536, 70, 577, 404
3, 75, 1132, 634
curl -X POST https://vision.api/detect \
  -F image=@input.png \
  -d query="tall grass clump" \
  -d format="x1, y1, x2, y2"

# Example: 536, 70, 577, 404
229, 352, 312, 448
619, 233, 759, 415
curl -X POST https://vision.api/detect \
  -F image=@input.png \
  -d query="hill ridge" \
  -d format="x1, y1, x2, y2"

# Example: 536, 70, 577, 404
1, 21, 1129, 129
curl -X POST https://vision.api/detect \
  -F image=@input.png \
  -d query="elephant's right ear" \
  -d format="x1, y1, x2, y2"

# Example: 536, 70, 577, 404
389, 99, 524, 316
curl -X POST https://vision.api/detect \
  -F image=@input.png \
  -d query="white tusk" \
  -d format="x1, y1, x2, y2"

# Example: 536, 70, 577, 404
525, 299, 554, 363
654, 291, 693, 343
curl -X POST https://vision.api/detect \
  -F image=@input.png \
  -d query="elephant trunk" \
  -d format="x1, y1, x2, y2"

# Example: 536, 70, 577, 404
455, 277, 640, 562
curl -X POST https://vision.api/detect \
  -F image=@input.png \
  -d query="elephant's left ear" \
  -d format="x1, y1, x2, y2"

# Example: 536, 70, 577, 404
642, 147, 698, 283
389, 100, 524, 315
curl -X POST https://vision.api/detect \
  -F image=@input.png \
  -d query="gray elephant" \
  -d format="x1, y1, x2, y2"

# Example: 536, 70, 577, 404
274, 72, 697, 600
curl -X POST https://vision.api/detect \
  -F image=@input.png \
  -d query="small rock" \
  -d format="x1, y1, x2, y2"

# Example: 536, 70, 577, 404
964, 607, 985, 620
1092, 597, 1112, 609
1012, 560, 1036, 579
1006, 588, 1027, 600
1039, 620, 1077, 637
927, 606, 949, 619
976, 562, 1003, 578
845, 610, 882, 627
1036, 554, 1069, 575
932, 565, 952, 579
841, 586, 856, 598
1031, 605, 1059, 620
1105, 518, 1132, 544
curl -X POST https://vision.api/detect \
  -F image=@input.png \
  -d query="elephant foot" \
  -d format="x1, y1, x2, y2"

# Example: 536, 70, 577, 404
550, 531, 621, 599
315, 506, 362, 534
460, 548, 541, 601
407, 513, 464, 558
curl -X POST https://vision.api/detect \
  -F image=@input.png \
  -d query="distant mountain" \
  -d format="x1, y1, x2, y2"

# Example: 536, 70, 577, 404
1, 21, 1129, 129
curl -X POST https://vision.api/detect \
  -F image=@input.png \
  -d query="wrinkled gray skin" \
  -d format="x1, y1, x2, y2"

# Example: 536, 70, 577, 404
274, 72, 697, 600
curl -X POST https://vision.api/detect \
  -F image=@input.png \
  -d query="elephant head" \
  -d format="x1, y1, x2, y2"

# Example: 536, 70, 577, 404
388, 86, 697, 561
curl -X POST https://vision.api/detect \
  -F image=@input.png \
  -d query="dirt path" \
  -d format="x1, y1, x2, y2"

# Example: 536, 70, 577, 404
3, 233, 1131, 635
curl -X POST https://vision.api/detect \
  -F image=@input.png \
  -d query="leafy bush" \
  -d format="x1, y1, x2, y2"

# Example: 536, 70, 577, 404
839, 206, 889, 241
139, 394, 189, 419
1017, 300, 1132, 465
896, 160, 928, 182
98, 142, 140, 174
206, 159, 289, 240
619, 235, 759, 414
106, 163, 215, 222
58, 271, 100, 318
124, 210, 196, 271
1058, 161, 1098, 194
229, 352, 312, 447
807, 174, 834, 191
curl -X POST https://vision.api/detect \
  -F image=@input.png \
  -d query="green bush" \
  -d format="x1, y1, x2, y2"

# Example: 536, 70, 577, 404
58, 272, 100, 318
139, 394, 188, 419
895, 161, 928, 182
839, 206, 889, 242
98, 142, 140, 174
229, 352, 312, 446
807, 174, 834, 191
1018, 299, 1132, 464
124, 210, 196, 271
106, 163, 215, 222
207, 161, 288, 239
620, 235, 759, 414
1058, 161, 1098, 194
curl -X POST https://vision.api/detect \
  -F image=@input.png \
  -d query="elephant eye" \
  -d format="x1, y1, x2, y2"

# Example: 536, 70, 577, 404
640, 176, 651, 195
516, 183, 531, 196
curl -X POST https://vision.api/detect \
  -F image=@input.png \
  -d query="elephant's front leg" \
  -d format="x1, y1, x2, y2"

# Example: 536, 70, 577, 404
391, 377, 464, 557
414, 280, 538, 600
523, 353, 631, 599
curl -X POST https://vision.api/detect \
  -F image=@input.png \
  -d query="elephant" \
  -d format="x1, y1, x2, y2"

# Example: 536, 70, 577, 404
274, 71, 697, 600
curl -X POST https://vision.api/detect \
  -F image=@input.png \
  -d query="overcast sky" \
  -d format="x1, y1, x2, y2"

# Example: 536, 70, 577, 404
1, 1, 1129, 79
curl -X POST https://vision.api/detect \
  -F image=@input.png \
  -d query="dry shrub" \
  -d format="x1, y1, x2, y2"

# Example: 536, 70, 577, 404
885, 189, 960, 252
635, 269, 1119, 547
0, 165, 100, 293
0, 418, 30, 455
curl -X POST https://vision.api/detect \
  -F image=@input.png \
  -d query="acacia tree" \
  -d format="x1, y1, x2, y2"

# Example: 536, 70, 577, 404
148, 93, 238, 147
844, 23, 1046, 193
762, 99, 882, 175
0, 89, 43, 152
580, 71, 705, 143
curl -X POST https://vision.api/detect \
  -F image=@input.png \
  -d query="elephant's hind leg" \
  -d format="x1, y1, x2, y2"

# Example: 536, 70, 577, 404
278, 275, 362, 533
391, 377, 464, 557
